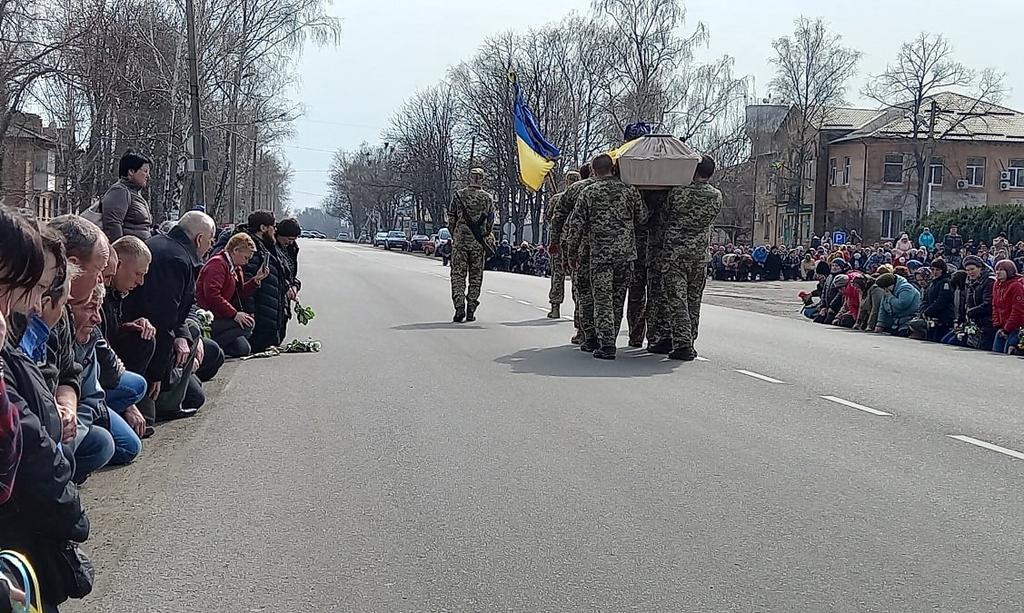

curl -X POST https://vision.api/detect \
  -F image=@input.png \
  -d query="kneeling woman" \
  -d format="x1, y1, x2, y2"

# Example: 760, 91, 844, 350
196, 233, 264, 357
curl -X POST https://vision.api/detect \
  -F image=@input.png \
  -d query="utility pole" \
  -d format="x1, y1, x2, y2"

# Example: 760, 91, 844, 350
185, 0, 206, 211
249, 124, 258, 218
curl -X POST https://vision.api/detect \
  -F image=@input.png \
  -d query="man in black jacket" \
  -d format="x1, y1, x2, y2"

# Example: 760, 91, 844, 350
963, 255, 997, 349
241, 211, 289, 352
921, 257, 956, 342
275, 218, 302, 341
123, 211, 216, 423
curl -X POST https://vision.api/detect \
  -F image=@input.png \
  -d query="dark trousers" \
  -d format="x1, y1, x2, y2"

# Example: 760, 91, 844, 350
109, 331, 155, 380
212, 318, 253, 358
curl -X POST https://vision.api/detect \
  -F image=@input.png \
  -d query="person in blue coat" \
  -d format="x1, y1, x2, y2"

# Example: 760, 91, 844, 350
918, 227, 935, 252
875, 272, 922, 336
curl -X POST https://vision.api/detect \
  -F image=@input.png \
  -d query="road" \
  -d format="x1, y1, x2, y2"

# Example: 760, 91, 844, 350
70, 240, 1024, 612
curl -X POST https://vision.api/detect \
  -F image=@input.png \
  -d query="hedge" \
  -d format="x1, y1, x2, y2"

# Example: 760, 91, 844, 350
909, 204, 1024, 245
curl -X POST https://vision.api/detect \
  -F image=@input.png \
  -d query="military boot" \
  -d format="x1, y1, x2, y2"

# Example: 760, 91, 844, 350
546, 304, 560, 319
570, 331, 583, 345
453, 307, 466, 323
647, 338, 672, 354
465, 304, 477, 322
579, 337, 600, 353
593, 345, 617, 360
668, 346, 697, 361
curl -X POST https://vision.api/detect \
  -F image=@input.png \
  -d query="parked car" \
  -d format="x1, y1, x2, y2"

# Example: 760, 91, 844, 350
373, 231, 389, 247
408, 234, 430, 252
312, 231, 327, 239
336, 231, 355, 242
385, 230, 409, 251
300, 230, 314, 238
425, 228, 452, 258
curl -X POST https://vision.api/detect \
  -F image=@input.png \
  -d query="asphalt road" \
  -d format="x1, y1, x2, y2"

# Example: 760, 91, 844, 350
69, 240, 1024, 612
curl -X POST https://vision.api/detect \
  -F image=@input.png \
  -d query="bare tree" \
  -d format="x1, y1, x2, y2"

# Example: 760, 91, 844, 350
769, 17, 861, 233
863, 32, 1007, 220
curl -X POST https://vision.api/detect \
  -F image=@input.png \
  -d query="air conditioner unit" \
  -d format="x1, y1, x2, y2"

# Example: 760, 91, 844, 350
1000, 171, 1013, 182
1000, 181, 1012, 191
956, 179, 969, 190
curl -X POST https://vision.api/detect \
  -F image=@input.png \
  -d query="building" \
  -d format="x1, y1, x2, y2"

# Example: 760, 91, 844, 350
748, 93, 1024, 246
0, 112, 62, 219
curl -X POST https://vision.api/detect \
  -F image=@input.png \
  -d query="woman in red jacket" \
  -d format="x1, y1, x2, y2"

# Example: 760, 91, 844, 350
992, 259, 1024, 354
196, 233, 265, 357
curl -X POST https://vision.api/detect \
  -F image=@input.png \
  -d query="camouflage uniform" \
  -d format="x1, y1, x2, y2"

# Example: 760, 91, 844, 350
662, 180, 723, 350
644, 192, 671, 345
564, 176, 649, 347
446, 185, 496, 310
557, 177, 599, 333
545, 191, 567, 305
626, 190, 668, 345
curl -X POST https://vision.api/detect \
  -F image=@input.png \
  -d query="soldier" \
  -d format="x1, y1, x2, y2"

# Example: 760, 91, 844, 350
626, 190, 668, 348
645, 194, 672, 353
446, 168, 496, 323
661, 155, 723, 360
563, 154, 648, 360
544, 170, 581, 319
551, 164, 596, 344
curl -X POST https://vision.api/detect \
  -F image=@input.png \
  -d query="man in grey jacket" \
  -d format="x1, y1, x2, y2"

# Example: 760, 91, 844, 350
99, 149, 154, 242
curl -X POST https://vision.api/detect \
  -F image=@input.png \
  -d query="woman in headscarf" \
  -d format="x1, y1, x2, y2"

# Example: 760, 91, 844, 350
896, 232, 914, 253
992, 259, 1024, 354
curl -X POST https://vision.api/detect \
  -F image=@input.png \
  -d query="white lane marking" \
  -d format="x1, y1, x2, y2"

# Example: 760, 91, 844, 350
535, 307, 549, 313
695, 356, 709, 362
500, 294, 515, 300
821, 395, 892, 417
517, 300, 532, 305
947, 435, 1024, 461
562, 316, 574, 321
735, 369, 785, 384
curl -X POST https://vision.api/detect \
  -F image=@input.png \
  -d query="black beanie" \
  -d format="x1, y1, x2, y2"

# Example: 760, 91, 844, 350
876, 273, 897, 289
815, 261, 831, 275
276, 218, 301, 237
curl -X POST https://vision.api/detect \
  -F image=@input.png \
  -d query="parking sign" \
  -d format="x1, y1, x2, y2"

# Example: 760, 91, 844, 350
832, 231, 847, 245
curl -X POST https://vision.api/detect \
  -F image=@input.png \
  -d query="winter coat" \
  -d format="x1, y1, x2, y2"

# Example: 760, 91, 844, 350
857, 285, 886, 330
918, 231, 935, 251
896, 236, 914, 252
922, 273, 956, 326
277, 240, 300, 290
841, 281, 861, 317
943, 233, 964, 256
196, 251, 258, 320
878, 276, 922, 331
99, 178, 153, 241
241, 233, 289, 347
965, 274, 995, 329
0, 340, 90, 606
763, 253, 783, 280
122, 226, 201, 383
993, 275, 1024, 334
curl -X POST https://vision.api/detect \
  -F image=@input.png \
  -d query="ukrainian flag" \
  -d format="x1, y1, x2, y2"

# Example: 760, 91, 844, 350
513, 82, 560, 191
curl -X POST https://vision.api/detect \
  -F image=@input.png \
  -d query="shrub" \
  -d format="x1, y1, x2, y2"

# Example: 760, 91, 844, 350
909, 203, 1024, 244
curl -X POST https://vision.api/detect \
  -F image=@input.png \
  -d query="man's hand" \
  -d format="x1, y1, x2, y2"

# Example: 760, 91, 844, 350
254, 262, 270, 283
173, 337, 190, 368
996, 328, 1008, 338
123, 405, 147, 437
56, 400, 77, 444
147, 380, 161, 400
124, 317, 156, 340
193, 338, 205, 368
286, 286, 298, 301
234, 311, 255, 329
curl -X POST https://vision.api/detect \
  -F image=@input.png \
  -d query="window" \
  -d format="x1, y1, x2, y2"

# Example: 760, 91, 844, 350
32, 150, 56, 192
766, 174, 775, 195
928, 156, 943, 186
880, 210, 903, 240
1009, 159, 1024, 188
966, 157, 986, 187
843, 156, 851, 186
828, 158, 837, 186
883, 154, 904, 183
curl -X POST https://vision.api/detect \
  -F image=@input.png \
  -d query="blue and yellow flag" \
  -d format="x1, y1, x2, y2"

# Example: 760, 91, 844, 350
512, 83, 560, 191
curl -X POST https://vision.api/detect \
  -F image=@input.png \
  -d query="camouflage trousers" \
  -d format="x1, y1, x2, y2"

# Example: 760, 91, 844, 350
626, 237, 648, 345
548, 249, 566, 305
450, 244, 485, 309
589, 261, 633, 347
646, 265, 670, 344
664, 261, 708, 350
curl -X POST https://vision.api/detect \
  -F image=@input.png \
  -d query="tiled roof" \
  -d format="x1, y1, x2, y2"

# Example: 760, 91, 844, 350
822, 107, 880, 130
831, 92, 1024, 144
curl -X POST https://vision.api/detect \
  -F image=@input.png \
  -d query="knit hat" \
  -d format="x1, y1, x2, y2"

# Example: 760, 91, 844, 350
831, 259, 851, 272
815, 261, 831, 276
995, 259, 1019, 277
876, 273, 897, 289
876, 264, 894, 275
833, 274, 850, 288
962, 255, 985, 269
276, 218, 301, 237
930, 257, 948, 274
906, 259, 923, 271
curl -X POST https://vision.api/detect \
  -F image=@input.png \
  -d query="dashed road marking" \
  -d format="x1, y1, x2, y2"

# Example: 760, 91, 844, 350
947, 435, 1024, 461
535, 307, 549, 313
500, 294, 515, 300
517, 300, 532, 305
486, 290, 497, 295
695, 356, 709, 362
821, 395, 892, 416
734, 369, 785, 384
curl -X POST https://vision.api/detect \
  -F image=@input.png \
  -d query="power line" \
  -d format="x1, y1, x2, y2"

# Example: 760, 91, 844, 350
282, 144, 337, 153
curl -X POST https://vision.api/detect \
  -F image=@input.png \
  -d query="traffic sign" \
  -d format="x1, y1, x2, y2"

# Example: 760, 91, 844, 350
502, 222, 516, 239
832, 231, 847, 245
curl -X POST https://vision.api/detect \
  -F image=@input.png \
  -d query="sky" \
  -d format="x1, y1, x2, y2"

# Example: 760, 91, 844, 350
284, 0, 1024, 210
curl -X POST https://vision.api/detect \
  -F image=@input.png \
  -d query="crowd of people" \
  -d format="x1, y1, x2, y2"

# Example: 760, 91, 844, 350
798, 225, 1024, 356
0, 150, 306, 611
486, 240, 552, 276
709, 226, 1024, 283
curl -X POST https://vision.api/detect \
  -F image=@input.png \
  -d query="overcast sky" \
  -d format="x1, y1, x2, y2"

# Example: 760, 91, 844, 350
284, 0, 1024, 209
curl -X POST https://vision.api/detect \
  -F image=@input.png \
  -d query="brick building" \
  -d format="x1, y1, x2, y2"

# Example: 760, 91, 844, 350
748, 93, 1024, 246
1, 112, 62, 220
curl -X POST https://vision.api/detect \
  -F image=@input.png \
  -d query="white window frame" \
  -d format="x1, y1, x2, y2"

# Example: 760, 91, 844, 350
828, 158, 837, 186
1009, 159, 1024, 188
966, 157, 985, 187
883, 154, 904, 184
842, 156, 851, 186
928, 156, 944, 186
880, 209, 903, 240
